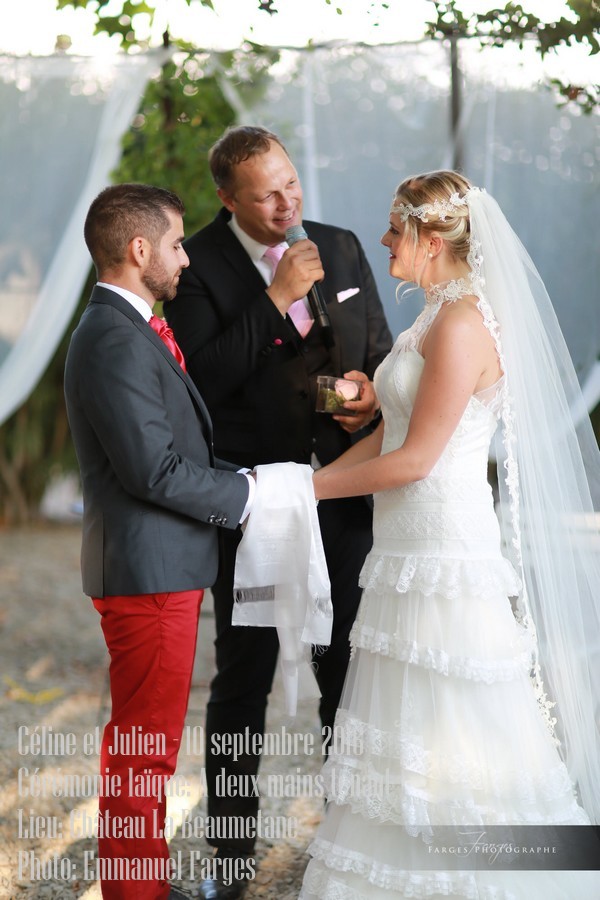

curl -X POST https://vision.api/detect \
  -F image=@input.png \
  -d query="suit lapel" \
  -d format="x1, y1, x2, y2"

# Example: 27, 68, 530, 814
136, 318, 215, 442
90, 285, 214, 446
212, 209, 270, 294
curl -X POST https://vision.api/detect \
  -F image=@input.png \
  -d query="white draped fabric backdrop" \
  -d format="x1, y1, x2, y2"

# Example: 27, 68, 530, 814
0, 42, 598, 430
0, 51, 164, 425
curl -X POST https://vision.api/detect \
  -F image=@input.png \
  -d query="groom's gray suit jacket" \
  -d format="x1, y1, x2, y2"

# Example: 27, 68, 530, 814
64, 285, 249, 598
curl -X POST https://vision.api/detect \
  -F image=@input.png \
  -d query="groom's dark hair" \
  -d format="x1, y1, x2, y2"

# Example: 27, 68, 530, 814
84, 183, 185, 277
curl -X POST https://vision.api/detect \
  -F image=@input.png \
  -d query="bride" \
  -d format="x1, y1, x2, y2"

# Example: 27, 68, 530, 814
299, 171, 600, 898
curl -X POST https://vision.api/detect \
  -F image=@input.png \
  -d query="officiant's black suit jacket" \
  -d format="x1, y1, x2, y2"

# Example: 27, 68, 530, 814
64, 285, 249, 599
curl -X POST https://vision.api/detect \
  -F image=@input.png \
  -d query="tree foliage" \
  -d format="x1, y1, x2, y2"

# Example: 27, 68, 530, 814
56, 1, 279, 229
53, 0, 599, 112
114, 50, 277, 237
428, 1, 598, 113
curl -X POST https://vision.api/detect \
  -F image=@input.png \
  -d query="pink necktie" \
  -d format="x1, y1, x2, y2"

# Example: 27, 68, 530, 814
263, 245, 314, 338
149, 315, 187, 371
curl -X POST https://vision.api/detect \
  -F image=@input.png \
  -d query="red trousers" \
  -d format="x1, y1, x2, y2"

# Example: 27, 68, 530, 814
93, 590, 203, 900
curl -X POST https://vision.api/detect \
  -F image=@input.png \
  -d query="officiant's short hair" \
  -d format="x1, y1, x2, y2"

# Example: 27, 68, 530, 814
209, 125, 289, 193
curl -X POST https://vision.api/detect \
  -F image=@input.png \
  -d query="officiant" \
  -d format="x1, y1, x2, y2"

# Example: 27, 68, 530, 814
164, 125, 392, 899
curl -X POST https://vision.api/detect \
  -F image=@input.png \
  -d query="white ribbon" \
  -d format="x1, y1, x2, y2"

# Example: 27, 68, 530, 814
233, 462, 333, 716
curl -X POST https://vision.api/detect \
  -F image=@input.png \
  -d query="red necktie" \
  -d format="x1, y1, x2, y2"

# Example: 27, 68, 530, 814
148, 315, 187, 372
263, 245, 314, 338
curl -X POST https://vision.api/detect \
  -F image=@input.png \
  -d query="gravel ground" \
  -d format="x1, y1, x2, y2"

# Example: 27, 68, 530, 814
0, 524, 325, 899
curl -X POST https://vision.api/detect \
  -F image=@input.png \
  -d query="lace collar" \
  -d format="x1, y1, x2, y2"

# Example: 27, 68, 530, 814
425, 274, 475, 305
424, 239, 485, 306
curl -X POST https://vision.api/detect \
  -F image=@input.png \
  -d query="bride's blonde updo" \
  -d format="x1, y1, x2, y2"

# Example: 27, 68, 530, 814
392, 170, 473, 262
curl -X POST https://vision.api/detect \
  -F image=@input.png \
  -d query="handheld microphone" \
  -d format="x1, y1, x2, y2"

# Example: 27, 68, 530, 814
285, 224, 334, 347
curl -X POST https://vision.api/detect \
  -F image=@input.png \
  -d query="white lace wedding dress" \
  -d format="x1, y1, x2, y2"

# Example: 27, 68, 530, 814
299, 292, 598, 899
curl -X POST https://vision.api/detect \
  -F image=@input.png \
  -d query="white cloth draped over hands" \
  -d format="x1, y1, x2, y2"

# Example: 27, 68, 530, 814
233, 462, 333, 717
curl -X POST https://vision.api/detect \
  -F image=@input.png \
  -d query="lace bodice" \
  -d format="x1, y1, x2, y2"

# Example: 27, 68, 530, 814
374, 296, 503, 483
362, 292, 520, 603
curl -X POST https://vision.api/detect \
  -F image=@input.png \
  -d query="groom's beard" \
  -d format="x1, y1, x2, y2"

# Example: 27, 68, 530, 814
142, 252, 179, 303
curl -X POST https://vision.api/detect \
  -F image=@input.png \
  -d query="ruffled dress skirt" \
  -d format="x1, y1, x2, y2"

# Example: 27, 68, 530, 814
299, 475, 597, 899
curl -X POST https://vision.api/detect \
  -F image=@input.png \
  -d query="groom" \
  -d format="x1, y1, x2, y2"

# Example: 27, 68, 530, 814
64, 183, 253, 900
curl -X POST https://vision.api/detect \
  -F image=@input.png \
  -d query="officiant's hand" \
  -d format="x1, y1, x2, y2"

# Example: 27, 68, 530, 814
333, 371, 380, 433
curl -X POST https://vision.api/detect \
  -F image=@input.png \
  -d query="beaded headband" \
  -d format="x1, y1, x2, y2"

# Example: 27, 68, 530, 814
391, 186, 483, 222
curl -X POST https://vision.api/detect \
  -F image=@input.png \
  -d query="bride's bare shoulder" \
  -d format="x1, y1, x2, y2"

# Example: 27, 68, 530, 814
422, 297, 499, 383
425, 296, 485, 346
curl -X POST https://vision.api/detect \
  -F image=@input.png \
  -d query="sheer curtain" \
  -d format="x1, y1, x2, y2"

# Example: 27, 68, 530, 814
0, 51, 165, 426
0, 42, 597, 427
